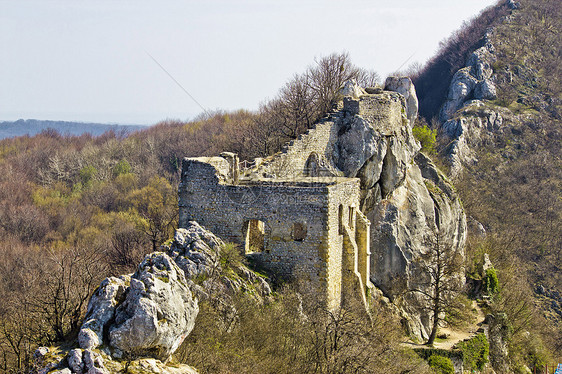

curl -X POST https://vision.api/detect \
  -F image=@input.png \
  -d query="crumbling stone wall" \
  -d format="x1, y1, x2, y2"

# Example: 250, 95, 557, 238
179, 158, 368, 310
253, 119, 342, 179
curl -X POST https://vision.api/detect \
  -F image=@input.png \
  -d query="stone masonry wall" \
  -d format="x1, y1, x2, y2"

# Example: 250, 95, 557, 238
179, 158, 362, 309
254, 118, 342, 178
326, 179, 361, 309
344, 92, 407, 135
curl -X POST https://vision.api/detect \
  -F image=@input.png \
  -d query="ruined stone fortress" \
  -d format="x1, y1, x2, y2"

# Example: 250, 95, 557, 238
179, 79, 466, 336
179, 156, 371, 311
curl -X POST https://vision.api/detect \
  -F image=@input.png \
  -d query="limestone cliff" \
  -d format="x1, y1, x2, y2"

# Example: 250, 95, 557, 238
436, 29, 515, 178
250, 79, 467, 340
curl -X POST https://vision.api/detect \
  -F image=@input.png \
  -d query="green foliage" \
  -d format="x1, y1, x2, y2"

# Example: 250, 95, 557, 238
79, 165, 97, 186
428, 355, 454, 374
219, 242, 244, 271
412, 124, 437, 155
112, 159, 132, 177
484, 267, 499, 295
459, 333, 489, 371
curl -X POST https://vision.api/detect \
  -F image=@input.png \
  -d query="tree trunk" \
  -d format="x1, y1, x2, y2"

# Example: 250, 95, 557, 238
426, 303, 440, 345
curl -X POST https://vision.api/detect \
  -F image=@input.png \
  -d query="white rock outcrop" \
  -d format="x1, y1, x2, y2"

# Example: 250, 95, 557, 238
79, 276, 130, 350
108, 253, 198, 361
441, 100, 509, 177
78, 253, 198, 362
439, 43, 497, 123
433, 33, 519, 177
167, 221, 272, 299
337, 80, 466, 339
255, 79, 466, 340
338, 78, 367, 99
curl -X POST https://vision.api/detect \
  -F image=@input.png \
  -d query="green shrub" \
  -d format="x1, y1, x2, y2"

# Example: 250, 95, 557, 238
79, 165, 97, 186
484, 267, 499, 295
220, 242, 244, 271
112, 159, 132, 177
459, 333, 489, 371
428, 354, 454, 374
412, 124, 437, 154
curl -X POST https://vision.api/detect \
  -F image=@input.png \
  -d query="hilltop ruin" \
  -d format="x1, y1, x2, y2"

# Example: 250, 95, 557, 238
179, 79, 467, 339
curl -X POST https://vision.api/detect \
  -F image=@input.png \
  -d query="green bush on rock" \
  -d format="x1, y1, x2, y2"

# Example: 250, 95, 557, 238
428, 354, 454, 374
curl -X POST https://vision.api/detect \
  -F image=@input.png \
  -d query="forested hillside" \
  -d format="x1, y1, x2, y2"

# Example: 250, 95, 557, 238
415, 0, 562, 369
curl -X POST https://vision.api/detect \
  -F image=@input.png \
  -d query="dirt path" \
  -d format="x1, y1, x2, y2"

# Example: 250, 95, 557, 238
402, 300, 486, 350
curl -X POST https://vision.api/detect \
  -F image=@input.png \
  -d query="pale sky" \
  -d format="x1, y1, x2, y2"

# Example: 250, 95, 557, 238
1, 0, 500, 125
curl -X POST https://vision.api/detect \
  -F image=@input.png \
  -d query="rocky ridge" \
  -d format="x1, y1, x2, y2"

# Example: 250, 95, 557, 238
35, 77, 468, 371
34, 221, 271, 374
252, 78, 467, 340
436, 28, 517, 177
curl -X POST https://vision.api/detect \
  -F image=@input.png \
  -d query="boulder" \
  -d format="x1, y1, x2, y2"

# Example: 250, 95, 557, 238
77, 252, 199, 362
67, 349, 84, 374
109, 253, 199, 361
384, 76, 419, 125
82, 349, 107, 374
79, 276, 129, 350
336, 116, 387, 179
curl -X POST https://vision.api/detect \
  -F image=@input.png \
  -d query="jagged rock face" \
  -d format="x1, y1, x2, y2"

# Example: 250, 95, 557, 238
336, 116, 387, 180
338, 80, 465, 339
439, 43, 497, 123
78, 253, 199, 362
434, 35, 520, 177
109, 253, 198, 361
79, 276, 130, 350
253, 78, 466, 340
366, 154, 466, 339
441, 100, 510, 177
166, 221, 272, 300
169, 222, 223, 280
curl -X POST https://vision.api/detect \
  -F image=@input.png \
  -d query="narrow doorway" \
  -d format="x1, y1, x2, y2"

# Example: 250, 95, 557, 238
244, 219, 265, 254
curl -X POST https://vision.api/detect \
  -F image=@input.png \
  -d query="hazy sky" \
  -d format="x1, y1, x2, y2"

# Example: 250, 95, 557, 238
1, 0, 499, 125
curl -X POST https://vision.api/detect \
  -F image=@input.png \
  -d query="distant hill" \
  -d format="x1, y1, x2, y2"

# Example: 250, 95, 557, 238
0, 119, 148, 139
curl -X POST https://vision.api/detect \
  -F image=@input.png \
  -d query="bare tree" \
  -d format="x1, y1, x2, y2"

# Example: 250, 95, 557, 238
411, 229, 464, 345
242, 52, 381, 160
33, 246, 108, 342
